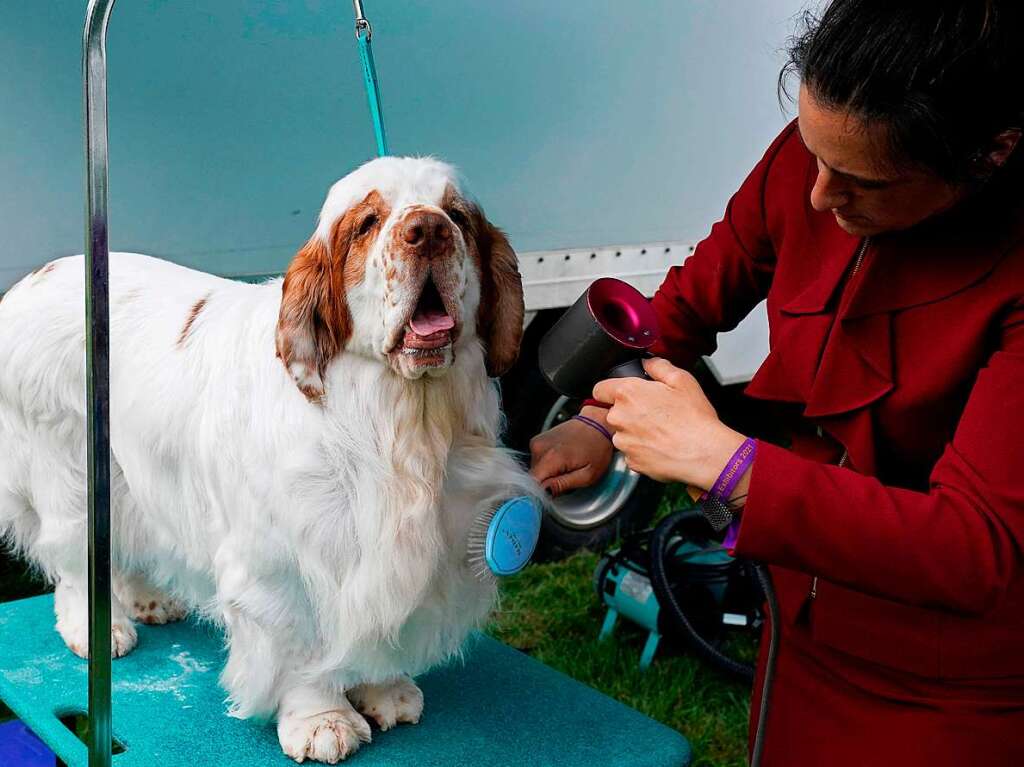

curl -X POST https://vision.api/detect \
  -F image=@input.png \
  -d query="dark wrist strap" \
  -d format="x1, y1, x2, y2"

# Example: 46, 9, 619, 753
571, 414, 613, 442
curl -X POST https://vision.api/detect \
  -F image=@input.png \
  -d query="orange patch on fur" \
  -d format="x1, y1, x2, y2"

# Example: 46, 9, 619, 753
276, 190, 390, 401
337, 190, 386, 289
177, 294, 210, 348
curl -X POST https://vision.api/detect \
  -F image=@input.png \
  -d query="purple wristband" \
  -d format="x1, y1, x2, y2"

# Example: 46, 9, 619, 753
722, 519, 741, 551
571, 414, 613, 443
698, 438, 756, 538
707, 438, 757, 503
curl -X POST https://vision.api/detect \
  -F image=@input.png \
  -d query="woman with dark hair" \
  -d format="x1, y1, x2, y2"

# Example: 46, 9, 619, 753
531, 1, 1024, 764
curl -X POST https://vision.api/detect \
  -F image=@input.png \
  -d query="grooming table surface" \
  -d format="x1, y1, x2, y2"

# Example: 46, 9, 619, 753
0, 595, 691, 767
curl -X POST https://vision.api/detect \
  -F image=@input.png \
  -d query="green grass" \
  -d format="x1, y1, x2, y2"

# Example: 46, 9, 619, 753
485, 486, 754, 767
486, 558, 752, 766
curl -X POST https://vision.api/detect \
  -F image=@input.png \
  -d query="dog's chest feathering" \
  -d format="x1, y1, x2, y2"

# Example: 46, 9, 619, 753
210, 354, 510, 679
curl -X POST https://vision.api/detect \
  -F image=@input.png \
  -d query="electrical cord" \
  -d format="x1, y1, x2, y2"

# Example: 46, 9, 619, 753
749, 562, 778, 767
647, 509, 756, 680
647, 508, 778, 767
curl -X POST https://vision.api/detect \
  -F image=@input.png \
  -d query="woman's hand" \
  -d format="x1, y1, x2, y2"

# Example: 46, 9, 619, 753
593, 358, 748, 489
529, 407, 615, 496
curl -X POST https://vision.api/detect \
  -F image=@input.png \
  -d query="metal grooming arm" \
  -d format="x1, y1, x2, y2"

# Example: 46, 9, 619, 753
83, 1, 117, 765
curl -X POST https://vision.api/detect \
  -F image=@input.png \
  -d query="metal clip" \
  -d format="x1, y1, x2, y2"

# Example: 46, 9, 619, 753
353, 0, 372, 39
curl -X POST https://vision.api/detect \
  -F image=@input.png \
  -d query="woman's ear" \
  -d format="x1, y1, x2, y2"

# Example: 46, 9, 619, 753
275, 234, 351, 401
472, 209, 525, 377
985, 128, 1022, 170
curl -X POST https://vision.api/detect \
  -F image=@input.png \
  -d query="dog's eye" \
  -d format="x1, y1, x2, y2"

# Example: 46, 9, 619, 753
446, 208, 469, 230
357, 214, 378, 237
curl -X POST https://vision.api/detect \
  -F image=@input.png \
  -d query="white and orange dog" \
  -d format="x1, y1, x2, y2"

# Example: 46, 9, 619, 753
0, 157, 539, 763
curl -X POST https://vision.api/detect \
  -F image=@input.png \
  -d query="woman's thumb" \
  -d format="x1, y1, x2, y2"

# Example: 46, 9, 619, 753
641, 356, 681, 384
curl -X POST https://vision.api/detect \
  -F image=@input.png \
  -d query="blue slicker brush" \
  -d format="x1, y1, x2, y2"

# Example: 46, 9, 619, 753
467, 496, 543, 579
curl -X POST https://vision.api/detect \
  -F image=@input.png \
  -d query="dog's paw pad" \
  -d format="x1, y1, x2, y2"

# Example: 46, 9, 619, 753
130, 597, 188, 625
278, 709, 371, 764
350, 677, 423, 731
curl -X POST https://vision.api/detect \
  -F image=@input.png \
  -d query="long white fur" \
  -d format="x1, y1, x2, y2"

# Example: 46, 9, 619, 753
0, 158, 538, 757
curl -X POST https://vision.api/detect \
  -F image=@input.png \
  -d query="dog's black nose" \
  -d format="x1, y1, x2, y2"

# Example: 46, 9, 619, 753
401, 210, 452, 258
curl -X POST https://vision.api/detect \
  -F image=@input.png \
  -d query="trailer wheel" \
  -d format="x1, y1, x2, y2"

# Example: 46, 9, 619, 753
500, 312, 664, 561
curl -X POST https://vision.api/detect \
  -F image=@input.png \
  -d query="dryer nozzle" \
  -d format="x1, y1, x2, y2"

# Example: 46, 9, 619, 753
538, 278, 660, 399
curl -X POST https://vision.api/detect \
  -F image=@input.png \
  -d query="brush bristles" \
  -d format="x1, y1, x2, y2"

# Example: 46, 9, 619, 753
471, 561, 495, 581
466, 507, 498, 581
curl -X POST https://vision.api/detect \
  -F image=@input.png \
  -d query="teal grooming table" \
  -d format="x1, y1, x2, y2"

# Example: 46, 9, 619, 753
0, 595, 691, 767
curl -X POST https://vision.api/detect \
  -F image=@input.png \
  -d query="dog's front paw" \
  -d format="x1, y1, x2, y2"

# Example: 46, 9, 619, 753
57, 615, 137, 659
349, 676, 424, 731
277, 707, 372, 764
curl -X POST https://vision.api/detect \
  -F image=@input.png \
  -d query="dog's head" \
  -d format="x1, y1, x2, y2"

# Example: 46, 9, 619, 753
276, 157, 524, 399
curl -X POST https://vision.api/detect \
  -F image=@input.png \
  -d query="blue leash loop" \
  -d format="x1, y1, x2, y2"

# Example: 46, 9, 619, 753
353, 1, 389, 156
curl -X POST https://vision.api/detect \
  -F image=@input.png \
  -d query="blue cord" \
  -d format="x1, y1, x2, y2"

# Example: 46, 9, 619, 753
356, 28, 389, 156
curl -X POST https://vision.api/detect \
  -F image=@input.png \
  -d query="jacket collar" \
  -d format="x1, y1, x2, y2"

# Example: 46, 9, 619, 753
747, 172, 1024, 471
845, 192, 1024, 319
780, 184, 1024, 320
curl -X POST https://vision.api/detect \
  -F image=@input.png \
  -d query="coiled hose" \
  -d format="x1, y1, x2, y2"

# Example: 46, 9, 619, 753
647, 508, 779, 767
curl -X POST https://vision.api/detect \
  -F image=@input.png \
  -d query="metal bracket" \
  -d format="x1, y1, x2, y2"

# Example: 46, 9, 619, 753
353, 0, 372, 39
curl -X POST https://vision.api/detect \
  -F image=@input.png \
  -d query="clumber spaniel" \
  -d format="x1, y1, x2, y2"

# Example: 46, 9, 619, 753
0, 157, 539, 763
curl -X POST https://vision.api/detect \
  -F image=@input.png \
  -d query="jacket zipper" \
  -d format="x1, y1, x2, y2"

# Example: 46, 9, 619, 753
807, 238, 867, 604
849, 237, 869, 279
808, 448, 849, 602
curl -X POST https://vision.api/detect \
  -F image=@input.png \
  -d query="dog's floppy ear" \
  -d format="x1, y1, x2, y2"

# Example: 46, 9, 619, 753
275, 234, 351, 401
471, 207, 525, 377
276, 190, 384, 400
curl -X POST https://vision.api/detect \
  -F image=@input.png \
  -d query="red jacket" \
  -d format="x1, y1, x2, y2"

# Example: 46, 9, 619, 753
651, 122, 1024, 764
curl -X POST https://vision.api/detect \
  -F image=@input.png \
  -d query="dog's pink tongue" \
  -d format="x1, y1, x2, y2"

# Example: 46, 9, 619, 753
409, 309, 454, 336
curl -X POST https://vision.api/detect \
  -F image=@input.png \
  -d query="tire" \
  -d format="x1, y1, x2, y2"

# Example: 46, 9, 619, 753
501, 311, 664, 561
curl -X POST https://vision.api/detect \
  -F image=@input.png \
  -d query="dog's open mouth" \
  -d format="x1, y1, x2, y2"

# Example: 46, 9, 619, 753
400, 278, 455, 356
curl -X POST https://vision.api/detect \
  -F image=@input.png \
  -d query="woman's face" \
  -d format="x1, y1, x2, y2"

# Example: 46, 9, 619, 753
797, 85, 963, 236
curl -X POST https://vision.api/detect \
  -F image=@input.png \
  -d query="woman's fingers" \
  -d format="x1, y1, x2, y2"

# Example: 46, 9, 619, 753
529, 439, 566, 484
642, 357, 697, 391
640, 356, 675, 382
592, 377, 630, 404
530, 419, 613, 493
542, 464, 599, 497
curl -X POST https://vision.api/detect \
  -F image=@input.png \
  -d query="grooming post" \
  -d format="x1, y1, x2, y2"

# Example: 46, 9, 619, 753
83, 1, 117, 765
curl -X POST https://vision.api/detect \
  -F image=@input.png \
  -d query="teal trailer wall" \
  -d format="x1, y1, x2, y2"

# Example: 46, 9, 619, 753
0, 1, 806, 289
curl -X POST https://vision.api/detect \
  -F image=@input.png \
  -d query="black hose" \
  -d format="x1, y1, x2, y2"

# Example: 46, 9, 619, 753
647, 509, 779, 767
647, 509, 755, 681
749, 562, 778, 767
